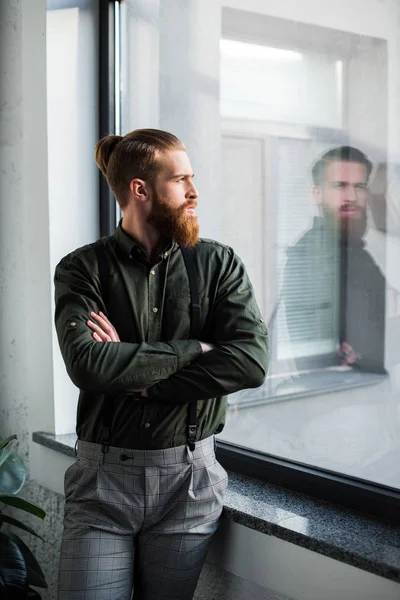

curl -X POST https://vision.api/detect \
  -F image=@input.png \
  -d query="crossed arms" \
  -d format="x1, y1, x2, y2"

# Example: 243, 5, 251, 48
54, 248, 269, 402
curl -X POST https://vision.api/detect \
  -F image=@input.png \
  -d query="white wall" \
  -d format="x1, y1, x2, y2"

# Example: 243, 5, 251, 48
0, 3, 62, 597
0, 0, 55, 462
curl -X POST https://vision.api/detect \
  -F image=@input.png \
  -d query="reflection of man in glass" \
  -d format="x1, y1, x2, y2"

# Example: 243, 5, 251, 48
283, 146, 386, 373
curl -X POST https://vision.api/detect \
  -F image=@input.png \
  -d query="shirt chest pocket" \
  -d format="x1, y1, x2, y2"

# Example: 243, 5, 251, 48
163, 297, 211, 340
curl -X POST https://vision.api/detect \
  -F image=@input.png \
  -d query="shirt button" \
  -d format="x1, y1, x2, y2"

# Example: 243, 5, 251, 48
70, 322, 77, 327
144, 422, 151, 429
153, 307, 158, 313
150, 269, 156, 276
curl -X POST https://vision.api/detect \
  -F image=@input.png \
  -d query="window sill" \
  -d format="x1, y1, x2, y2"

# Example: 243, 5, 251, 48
32, 431, 400, 584
228, 366, 386, 408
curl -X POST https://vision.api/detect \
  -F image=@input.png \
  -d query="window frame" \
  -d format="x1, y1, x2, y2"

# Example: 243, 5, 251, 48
99, 0, 118, 237
99, 0, 400, 525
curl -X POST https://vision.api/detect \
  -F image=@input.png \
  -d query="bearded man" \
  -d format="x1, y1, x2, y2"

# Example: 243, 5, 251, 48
54, 128, 269, 600
283, 146, 386, 373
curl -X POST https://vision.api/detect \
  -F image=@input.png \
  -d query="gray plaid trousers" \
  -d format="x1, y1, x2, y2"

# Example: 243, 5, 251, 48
58, 436, 228, 600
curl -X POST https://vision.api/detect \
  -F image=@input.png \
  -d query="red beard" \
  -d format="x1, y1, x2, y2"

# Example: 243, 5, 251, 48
147, 193, 199, 247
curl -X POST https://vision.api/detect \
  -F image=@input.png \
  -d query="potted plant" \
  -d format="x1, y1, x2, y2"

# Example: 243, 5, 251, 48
0, 434, 47, 599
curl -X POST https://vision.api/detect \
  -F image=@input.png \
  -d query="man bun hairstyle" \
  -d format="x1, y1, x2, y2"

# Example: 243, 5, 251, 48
94, 129, 186, 208
312, 146, 373, 186
95, 135, 123, 177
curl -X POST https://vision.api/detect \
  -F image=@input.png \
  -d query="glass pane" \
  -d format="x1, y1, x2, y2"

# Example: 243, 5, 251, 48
46, 0, 99, 433
121, 0, 400, 490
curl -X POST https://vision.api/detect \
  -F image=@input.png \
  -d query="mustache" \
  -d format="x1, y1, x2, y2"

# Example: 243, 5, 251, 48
181, 199, 198, 209
339, 205, 365, 214
177, 199, 198, 214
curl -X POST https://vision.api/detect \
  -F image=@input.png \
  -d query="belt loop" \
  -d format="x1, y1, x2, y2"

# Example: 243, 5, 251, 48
186, 444, 194, 464
187, 426, 196, 453
100, 442, 109, 465
187, 402, 197, 452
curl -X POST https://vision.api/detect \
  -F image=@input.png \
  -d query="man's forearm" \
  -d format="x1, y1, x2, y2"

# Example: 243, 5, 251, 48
147, 336, 269, 402
59, 329, 202, 393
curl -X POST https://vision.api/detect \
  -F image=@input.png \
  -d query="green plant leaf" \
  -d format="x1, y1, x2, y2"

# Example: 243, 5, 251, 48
0, 514, 44, 541
0, 434, 18, 451
0, 530, 28, 598
7, 532, 47, 589
0, 449, 26, 495
0, 496, 46, 520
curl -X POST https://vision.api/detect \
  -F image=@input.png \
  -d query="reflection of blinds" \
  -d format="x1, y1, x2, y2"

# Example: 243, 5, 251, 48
271, 137, 340, 360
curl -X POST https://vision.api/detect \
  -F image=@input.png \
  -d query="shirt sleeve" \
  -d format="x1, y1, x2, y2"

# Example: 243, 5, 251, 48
54, 254, 202, 393
147, 247, 269, 402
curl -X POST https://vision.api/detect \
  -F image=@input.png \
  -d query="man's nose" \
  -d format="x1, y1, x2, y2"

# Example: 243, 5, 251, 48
345, 185, 357, 202
187, 183, 199, 200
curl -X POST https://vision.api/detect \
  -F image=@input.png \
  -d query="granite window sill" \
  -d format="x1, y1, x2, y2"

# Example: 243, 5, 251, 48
33, 431, 400, 584
228, 367, 386, 409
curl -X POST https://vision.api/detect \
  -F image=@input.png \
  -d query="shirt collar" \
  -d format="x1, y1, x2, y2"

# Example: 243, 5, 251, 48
113, 220, 179, 261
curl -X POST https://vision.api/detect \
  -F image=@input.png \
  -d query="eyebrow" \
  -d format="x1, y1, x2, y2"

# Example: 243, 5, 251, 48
170, 173, 195, 179
327, 180, 368, 185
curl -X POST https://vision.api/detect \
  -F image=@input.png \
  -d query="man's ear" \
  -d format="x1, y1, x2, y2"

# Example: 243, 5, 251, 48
313, 185, 322, 206
130, 178, 149, 203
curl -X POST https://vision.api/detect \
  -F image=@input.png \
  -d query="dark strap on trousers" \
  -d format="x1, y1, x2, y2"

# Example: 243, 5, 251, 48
180, 246, 201, 451
91, 243, 115, 450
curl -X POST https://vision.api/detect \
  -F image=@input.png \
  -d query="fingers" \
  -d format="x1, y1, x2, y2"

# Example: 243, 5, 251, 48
339, 341, 360, 365
87, 319, 112, 341
96, 311, 113, 327
87, 311, 120, 342
86, 312, 120, 342
93, 331, 107, 342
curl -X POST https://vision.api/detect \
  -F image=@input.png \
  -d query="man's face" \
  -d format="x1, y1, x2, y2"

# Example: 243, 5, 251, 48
314, 160, 368, 242
147, 150, 200, 247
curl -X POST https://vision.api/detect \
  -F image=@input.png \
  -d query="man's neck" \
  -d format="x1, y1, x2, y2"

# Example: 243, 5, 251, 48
121, 214, 168, 264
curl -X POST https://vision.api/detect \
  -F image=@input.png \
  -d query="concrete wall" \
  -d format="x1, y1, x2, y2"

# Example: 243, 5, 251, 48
0, 1, 97, 597
0, 1, 59, 597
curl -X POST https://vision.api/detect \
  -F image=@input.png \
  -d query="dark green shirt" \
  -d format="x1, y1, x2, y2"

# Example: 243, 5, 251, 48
54, 224, 269, 449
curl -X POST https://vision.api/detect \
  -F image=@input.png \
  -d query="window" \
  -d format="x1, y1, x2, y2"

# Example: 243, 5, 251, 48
47, 0, 99, 433
109, 0, 400, 518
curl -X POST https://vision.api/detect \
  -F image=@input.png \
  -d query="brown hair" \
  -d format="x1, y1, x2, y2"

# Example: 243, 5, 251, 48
312, 146, 372, 186
94, 128, 186, 208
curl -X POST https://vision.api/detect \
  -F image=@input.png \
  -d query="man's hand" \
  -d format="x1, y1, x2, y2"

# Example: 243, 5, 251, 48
86, 311, 121, 342
200, 342, 215, 353
339, 341, 361, 366
87, 313, 149, 396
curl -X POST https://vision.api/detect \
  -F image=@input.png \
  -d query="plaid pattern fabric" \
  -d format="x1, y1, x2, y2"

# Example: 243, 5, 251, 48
58, 436, 228, 600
